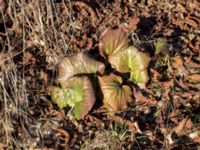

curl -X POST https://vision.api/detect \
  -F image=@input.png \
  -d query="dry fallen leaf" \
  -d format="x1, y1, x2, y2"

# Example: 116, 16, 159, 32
54, 128, 70, 146
123, 13, 140, 32
184, 16, 199, 28
173, 118, 193, 136
172, 56, 183, 69
194, 136, 200, 144
187, 74, 200, 83
173, 118, 187, 135
185, 118, 193, 129
132, 87, 148, 104
0, 0, 7, 13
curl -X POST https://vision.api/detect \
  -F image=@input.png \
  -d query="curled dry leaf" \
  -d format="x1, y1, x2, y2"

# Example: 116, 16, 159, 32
98, 74, 132, 111
51, 76, 95, 120
0, 0, 7, 13
58, 53, 105, 86
54, 128, 70, 146
187, 74, 200, 83
155, 38, 169, 55
132, 87, 148, 104
172, 118, 194, 138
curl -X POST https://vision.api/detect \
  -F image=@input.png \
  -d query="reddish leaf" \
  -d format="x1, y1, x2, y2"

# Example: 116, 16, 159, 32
51, 76, 96, 120
98, 74, 132, 111
99, 28, 129, 58
58, 53, 105, 86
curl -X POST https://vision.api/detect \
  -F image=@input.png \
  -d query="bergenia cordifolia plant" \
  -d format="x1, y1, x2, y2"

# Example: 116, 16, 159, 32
99, 28, 150, 88
50, 53, 105, 120
98, 74, 132, 111
50, 27, 151, 120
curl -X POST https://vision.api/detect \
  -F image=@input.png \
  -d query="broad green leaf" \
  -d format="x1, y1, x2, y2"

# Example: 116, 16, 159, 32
98, 74, 132, 111
99, 27, 150, 87
108, 49, 129, 73
99, 28, 129, 58
64, 76, 96, 120
128, 46, 149, 71
63, 77, 85, 108
58, 53, 105, 86
127, 46, 150, 85
51, 76, 96, 120
50, 86, 68, 109
130, 70, 149, 84
107, 46, 150, 86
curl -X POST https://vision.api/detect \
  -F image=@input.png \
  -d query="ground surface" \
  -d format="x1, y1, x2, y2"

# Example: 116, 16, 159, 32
0, 0, 200, 149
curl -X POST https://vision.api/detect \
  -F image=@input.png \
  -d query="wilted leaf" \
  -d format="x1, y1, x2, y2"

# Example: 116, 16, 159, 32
173, 118, 187, 136
187, 74, 200, 83
51, 76, 95, 120
99, 28, 129, 58
54, 128, 70, 146
98, 74, 132, 111
58, 53, 105, 86
155, 38, 169, 55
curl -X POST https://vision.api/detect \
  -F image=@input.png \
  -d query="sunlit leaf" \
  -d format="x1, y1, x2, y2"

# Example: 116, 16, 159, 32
108, 49, 129, 73
128, 47, 149, 71
99, 28, 129, 58
58, 53, 105, 86
50, 86, 68, 109
130, 70, 149, 85
99, 27, 150, 87
51, 76, 95, 120
63, 77, 85, 108
63, 76, 96, 120
98, 74, 132, 111
107, 46, 150, 86
127, 46, 150, 85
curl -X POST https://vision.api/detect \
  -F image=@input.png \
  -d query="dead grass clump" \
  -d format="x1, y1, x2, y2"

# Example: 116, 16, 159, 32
81, 122, 131, 150
0, 56, 29, 148
0, 0, 74, 148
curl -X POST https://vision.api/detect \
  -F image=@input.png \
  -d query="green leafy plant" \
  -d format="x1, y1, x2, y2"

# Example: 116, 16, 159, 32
50, 53, 105, 120
99, 28, 150, 87
50, 27, 151, 119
